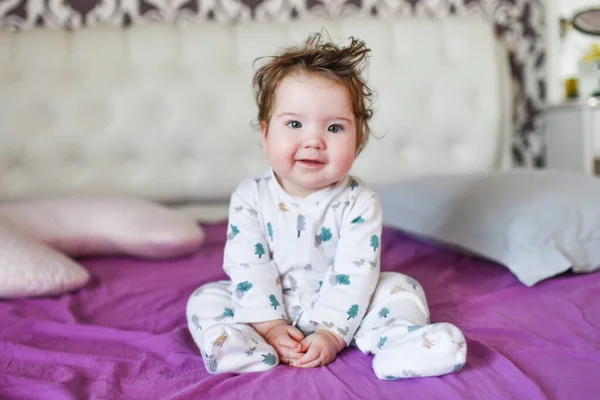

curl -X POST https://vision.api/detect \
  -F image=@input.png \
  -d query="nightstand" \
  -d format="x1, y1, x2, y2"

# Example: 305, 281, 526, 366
543, 99, 600, 175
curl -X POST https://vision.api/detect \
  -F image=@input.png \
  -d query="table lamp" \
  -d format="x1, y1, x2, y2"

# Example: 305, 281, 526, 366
572, 8, 600, 97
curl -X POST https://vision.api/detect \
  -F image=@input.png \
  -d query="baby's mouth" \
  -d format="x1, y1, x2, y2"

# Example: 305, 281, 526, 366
297, 159, 326, 169
298, 159, 324, 165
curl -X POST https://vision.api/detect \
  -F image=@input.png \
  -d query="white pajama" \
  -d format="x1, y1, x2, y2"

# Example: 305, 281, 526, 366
186, 170, 467, 379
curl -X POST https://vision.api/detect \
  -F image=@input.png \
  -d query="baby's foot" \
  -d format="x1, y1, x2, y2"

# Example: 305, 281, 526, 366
200, 323, 279, 374
371, 322, 467, 379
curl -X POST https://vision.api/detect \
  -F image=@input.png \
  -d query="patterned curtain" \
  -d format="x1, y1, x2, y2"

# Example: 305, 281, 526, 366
0, 0, 546, 167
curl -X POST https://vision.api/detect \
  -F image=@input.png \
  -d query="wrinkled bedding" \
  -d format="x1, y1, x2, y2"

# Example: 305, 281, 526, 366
1, 222, 598, 399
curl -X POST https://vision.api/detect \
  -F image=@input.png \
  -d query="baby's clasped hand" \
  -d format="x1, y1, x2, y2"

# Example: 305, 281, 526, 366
293, 325, 346, 368
253, 319, 305, 365
252, 320, 346, 368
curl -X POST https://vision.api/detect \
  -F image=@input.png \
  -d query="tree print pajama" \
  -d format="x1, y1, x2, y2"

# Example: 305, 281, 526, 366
186, 169, 466, 379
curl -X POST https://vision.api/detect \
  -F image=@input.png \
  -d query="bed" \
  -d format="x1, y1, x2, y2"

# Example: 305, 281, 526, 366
1, 16, 599, 400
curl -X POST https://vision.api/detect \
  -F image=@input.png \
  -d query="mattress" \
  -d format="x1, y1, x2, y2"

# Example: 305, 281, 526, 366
1, 222, 598, 399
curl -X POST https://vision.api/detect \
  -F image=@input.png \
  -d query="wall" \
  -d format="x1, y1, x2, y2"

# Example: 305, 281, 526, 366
0, 0, 546, 167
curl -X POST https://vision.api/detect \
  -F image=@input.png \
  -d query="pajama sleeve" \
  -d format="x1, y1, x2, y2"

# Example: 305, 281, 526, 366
222, 179, 287, 323
310, 188, 383, 345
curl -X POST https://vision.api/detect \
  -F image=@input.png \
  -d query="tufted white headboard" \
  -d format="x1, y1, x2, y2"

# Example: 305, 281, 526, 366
0, 16, 511, 220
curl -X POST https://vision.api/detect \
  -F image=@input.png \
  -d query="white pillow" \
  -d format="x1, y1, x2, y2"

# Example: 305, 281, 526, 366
0, 196, 205, 259
378, 170, 600, 286
0, 223, 90, 298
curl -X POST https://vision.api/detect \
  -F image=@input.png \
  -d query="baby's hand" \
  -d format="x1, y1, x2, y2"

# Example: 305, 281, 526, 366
294, 326, 346, 368
251, 319, 305, 365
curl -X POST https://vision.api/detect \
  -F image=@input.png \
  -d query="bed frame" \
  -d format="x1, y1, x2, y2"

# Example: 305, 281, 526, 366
0, 16, 512, 221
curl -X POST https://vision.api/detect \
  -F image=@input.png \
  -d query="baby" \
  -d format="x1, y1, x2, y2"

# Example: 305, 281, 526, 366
186, 32, 467, 379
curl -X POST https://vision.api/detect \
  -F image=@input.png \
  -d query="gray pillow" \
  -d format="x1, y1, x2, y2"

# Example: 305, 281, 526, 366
378, 170, 600, 286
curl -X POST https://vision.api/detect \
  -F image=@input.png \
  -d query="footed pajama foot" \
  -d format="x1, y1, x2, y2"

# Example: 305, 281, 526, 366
200, 323, 279, 374
372, 322, 467, 380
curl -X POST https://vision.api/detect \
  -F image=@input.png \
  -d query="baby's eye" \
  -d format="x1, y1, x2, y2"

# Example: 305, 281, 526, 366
328, 124, 344, 133
287, 121, 302, 129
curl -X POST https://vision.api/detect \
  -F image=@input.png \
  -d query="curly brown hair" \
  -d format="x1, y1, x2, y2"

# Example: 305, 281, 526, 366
252, 32, 374, 155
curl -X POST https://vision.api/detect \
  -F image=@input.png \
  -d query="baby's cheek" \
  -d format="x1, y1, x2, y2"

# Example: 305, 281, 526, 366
266, 146, 292, 168
336, 152, 357, 173
271, 152, 294, 169
271, 140, 296, 159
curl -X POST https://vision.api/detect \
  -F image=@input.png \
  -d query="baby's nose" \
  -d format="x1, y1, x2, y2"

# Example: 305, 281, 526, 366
304, 131, 325, 149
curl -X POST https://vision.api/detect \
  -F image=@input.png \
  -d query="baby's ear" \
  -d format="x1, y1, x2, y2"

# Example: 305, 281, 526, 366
259, 121, 268, 138
260, 121, 269, 151
356, 136, 365, 156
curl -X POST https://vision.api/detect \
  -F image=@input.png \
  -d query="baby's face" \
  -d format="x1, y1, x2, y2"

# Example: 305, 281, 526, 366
260, 73, 357, 198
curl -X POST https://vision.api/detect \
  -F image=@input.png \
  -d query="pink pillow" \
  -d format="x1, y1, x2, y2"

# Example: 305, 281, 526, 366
0, 196, 205, 259
0, 223, 90, 298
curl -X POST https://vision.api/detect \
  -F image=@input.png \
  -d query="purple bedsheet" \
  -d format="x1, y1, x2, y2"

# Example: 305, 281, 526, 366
1, 222, 599, 399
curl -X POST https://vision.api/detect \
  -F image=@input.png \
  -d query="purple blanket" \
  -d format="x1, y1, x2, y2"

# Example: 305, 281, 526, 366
1, 222, 599, 399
